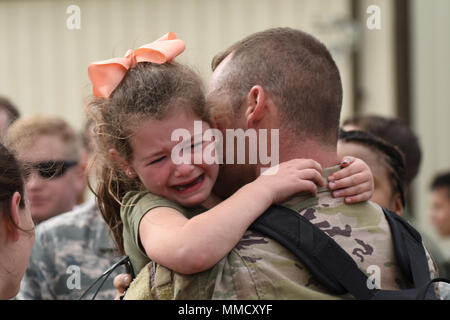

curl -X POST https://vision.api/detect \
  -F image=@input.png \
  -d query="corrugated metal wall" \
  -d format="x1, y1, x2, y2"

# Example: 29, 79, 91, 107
356, 0, 396, 117
0, 0, 355, 130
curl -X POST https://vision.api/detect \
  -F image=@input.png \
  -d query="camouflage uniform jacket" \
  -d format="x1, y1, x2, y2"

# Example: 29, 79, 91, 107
124, 166, 437, 300
17, 200, 124, 300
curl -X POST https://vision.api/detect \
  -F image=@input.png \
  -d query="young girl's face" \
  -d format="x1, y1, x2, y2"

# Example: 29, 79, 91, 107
128, 109, 219, 207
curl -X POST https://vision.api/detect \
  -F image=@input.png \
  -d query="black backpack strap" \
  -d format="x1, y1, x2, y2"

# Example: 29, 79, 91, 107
250, 204, 377, 299
250, 204, 440, 300
381, 208, 431, 287
373, 208, 440, 299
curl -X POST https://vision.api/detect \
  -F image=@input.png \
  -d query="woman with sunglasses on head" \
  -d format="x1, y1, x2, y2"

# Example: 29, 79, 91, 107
0, 142, 35, 300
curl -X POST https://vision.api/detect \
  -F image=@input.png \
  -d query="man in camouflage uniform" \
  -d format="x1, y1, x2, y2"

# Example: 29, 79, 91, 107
17, 201, 124, 300
7, 116, 124, 299
6, 115, 86, 225
125, 167, 436, 299
123, 27, 437, 299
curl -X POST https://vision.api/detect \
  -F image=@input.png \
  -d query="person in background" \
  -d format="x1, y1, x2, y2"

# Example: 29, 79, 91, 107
6, 115, 86, 225
337, 130, 406, 216
16, 118, 124, 300
0, 142, 34, 299
430, 172, 450, 238
342, 114, 421, 192
342, 116, 450, 279
337, 130, 447, 282
0, 96, 20, 142
429, 171, 450, 298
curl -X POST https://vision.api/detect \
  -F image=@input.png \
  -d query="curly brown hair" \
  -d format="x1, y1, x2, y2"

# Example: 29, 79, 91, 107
87, 62, 209, 253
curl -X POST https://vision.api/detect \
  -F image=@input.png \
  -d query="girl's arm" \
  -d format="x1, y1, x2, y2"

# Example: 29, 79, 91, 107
139, 157, 374, 275
139, 158, 325, 274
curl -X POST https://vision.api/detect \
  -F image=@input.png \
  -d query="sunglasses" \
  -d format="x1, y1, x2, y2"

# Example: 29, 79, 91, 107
25, 160, 79, 179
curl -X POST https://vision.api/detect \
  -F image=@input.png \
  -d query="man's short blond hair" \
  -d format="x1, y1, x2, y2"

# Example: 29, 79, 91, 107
6, 114, 81, 160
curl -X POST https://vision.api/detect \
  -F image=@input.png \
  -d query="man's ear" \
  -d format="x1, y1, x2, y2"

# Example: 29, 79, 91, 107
108, 148, 137, 179
245, 85, 267, 129
6, 192, 22, 242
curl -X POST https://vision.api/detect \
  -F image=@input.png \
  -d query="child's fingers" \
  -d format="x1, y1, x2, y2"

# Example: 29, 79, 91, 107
296, 180, 318, 197
328, 172, 369, 190
297, 168, 325, 187
340, 156, 356, 168
329, 158, 365, 181
344, 191, 373, 204
331, 181, 372, 198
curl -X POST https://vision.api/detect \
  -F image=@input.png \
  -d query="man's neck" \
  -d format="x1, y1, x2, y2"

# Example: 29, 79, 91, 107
213, 165, 256, 199
214, 138, 340, 199
258, 138, 340, 174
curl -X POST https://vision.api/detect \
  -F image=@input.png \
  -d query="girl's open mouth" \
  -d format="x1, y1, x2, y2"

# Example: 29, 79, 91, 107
172, 174, 205, 193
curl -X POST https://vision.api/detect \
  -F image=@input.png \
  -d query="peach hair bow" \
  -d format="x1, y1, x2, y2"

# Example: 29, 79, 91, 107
88, 32, 185, 98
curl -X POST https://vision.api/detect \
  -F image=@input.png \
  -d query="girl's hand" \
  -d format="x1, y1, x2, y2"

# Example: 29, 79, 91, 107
256, 159, 325, 204
328, 156, 374, 204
